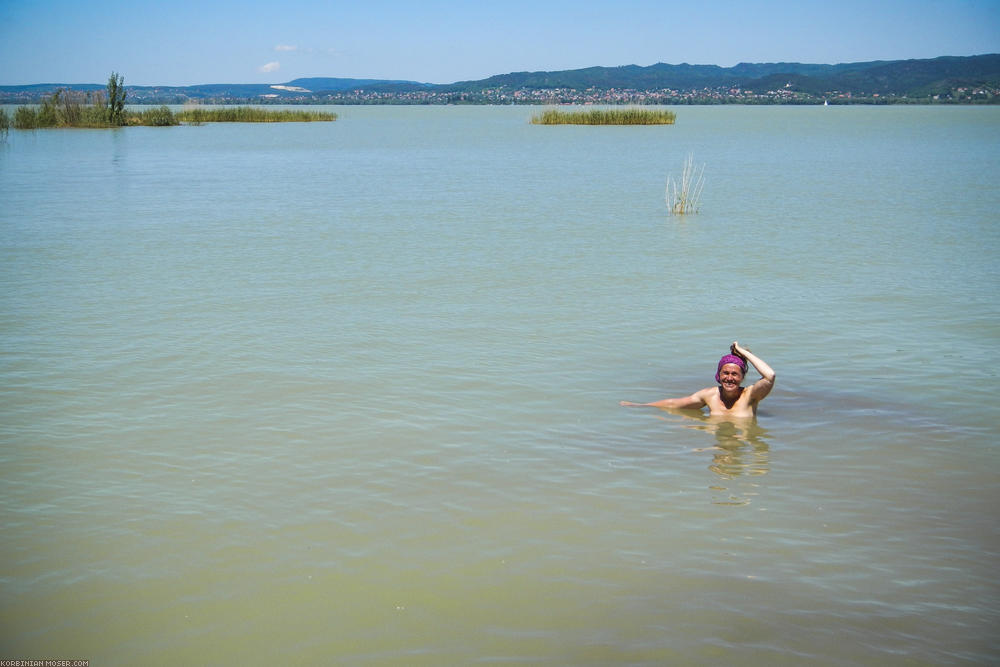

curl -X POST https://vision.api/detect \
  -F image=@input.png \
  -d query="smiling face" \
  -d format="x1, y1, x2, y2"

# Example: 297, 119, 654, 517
717, 363, 745, 391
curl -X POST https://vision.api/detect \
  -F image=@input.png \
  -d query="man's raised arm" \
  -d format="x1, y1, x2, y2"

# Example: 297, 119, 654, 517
732, 341, 775, 398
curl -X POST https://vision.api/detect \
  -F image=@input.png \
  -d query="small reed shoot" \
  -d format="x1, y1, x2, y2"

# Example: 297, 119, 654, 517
531, 107, 676, 125
666, 153, 705, 215
174, 107, 337, 123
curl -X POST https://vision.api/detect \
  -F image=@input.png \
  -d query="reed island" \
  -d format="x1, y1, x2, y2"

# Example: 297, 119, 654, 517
531, 108, 676, 125
2, 72, 337, 130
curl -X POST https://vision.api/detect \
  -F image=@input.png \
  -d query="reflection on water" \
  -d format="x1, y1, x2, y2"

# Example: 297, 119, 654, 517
668, 411, 771, 506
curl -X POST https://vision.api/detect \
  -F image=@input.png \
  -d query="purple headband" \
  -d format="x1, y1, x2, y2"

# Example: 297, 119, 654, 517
715, 354, 747, 383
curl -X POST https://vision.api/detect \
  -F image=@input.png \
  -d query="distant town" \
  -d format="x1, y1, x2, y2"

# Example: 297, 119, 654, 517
243, 84, 998, 106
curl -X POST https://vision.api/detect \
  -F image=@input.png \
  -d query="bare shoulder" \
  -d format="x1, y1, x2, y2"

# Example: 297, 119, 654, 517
673, 388, 714, 410
694, 386, 719, 404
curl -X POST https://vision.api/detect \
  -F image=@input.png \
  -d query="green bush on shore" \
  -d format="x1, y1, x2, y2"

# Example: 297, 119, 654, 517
531, 107, 676, 125
107, 72, 126, 125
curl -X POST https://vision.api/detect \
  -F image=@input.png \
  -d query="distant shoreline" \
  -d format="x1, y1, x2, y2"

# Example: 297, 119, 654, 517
3, 54, 998, 106
3, 97, 997, 107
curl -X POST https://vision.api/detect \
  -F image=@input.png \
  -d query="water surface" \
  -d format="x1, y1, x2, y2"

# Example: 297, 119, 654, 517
1, 105, 998, 664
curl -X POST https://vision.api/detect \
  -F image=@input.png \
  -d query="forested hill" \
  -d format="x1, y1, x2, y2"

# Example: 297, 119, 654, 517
451, 55, 1000, 90
2, 55, 998, 104
433, 54, 1000, 103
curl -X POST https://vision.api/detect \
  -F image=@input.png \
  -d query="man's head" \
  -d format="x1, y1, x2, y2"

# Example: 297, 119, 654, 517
715, 354, 747, 385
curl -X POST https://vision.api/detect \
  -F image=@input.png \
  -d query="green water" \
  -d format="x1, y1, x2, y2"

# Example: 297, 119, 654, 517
1, 105, 998, 664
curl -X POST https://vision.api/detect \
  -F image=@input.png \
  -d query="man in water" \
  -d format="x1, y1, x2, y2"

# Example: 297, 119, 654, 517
620, 342, 775, 418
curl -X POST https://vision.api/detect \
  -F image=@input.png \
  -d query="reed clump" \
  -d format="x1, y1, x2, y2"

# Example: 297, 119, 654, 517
531, 107, 676, 125
12, 89, 115, 129
10, 70, 337, 130
13, 100, 180, 128
11, 100, 338, 129
130, 106, 180, 126
12, 72, 135, 129
174, 107, 337, 123
666, 153, 705, 215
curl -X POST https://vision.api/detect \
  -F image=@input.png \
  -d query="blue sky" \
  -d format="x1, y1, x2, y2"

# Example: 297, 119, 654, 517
2, 0, 998, 85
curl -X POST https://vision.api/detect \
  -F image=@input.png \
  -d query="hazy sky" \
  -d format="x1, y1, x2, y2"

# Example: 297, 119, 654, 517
2, 0, 998, 85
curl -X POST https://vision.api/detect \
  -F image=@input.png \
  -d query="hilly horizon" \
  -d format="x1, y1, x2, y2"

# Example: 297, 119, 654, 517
2, 54, 998, 105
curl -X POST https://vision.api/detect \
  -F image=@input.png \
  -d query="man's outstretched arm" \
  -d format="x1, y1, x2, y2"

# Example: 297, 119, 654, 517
621, 389, 709, 410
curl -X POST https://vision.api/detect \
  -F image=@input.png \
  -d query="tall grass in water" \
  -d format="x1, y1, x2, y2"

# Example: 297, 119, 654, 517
175, 107, 337, 123
666, 153, 705, 214
531, 107, 676, 125
0, 108, 9, 139
131, 106, 179, 126
12, 90, 112, 129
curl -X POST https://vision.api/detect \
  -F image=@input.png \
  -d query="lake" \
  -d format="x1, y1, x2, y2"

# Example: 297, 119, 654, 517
1, 104, 998, 664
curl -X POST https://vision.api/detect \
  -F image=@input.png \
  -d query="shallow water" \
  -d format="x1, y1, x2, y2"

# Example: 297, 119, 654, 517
1, 105, 998, 664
